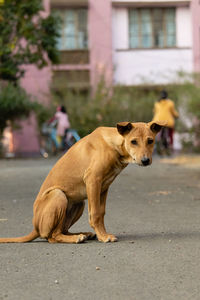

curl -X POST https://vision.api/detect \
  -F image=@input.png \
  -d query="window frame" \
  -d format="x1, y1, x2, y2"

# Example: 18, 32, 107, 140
129, 7, 176, 50
55, 8, 88, 51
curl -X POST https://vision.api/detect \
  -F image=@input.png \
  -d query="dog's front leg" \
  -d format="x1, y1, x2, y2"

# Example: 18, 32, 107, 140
86, 179, 117, 243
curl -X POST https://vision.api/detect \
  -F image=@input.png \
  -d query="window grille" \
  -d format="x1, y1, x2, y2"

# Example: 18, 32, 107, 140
129, 8, 176, 49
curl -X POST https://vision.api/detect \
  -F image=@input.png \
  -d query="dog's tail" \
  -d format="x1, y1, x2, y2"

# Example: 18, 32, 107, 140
0, 229, 39, 243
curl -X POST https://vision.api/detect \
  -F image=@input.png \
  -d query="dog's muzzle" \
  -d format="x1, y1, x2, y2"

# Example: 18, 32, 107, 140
141, 157, 150, 166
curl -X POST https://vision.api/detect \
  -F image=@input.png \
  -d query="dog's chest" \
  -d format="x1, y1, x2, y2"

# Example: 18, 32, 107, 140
102, 166, 122, 191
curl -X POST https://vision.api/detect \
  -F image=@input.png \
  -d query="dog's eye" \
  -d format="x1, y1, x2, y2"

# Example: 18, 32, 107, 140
148, 139, 154, 145
131, 140, 137, 145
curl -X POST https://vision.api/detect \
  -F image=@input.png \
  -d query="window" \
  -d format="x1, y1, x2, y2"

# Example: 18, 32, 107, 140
129, 8, 176, 49
56, 9, 88, 50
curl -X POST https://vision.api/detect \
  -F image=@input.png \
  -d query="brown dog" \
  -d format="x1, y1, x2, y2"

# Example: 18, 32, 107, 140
0, 121, 163, 243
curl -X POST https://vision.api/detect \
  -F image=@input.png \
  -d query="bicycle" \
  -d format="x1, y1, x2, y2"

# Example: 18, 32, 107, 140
156, 127, 172, 156
63, 129, 81, 150
39, 123, 80, 158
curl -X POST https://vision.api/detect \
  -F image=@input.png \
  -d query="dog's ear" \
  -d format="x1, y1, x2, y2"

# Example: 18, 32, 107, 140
117, 122, 133, 136
149, 121, 166, 134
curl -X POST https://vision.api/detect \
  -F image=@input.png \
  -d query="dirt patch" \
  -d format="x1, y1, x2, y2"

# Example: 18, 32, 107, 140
161, 154, 200, 168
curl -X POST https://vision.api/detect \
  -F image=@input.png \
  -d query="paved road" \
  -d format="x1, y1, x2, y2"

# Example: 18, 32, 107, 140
0, 156, 200, 300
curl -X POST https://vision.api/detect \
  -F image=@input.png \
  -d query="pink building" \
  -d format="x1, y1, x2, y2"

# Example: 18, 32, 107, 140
13, 0, 200, 155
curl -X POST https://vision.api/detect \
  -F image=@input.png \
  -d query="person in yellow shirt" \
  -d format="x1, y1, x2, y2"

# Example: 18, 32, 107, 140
153, 90, 179, 154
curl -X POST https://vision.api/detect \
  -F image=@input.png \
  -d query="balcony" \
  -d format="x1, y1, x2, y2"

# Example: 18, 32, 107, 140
112, 0, 190, 7
52, 70, 90, 89
57, 50, 89, 65
50, 0, 88, 8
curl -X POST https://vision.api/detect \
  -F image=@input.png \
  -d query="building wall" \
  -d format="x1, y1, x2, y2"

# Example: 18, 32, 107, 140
13, 65, 52, 155
12, 0, 200, 154
12, 0, 52, 155
112, 0, 190, 3
191, 0, 200, 72
88, 0, 113, 89
113, 48, 193, 85
176, 6, 192, 47
112, 6, 193, 85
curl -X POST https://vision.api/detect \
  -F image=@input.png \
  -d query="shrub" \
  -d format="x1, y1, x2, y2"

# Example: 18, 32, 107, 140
51, 74, 200, 152
0, 83, 34, 133
52, 84, 160, 137
33, 102, 54, 132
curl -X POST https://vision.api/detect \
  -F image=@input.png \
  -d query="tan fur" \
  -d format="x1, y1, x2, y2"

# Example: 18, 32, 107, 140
0, 121, 164, 243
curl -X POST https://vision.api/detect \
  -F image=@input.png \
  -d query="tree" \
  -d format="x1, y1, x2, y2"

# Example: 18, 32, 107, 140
0, 0, 60, 82
0, 82, 52, 134
0, 83, 36, 133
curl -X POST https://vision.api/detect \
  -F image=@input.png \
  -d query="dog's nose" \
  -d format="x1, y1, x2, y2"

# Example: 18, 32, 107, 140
141, 157, 150, 166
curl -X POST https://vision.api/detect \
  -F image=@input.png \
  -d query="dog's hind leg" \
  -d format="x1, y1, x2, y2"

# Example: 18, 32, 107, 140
63, 202, 96, 240
35, 189, 87, 243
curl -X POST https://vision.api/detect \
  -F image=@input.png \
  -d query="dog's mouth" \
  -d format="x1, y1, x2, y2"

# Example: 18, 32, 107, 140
137, 159, 152, 167
138, 163, 151, 167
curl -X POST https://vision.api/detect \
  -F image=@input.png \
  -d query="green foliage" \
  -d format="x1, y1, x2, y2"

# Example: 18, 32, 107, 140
177, 75, 200, 120
52, 84, 159, 137
0, 0, 61, 82
172, 75, 200, 151
0, 83, 34, 133
51, 75, 200, 150
33, 102, 54, 131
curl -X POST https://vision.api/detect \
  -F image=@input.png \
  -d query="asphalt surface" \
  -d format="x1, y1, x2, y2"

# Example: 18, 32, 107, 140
0, 155, 200, 300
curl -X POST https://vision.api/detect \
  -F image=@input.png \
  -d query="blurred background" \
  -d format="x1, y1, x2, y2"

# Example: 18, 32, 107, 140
0, 0, 200, 158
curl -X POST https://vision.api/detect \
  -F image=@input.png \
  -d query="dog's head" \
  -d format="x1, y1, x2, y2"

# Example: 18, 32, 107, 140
117, 121, 165, 166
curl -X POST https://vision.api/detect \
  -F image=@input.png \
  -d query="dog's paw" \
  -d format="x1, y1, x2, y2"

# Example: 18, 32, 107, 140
76, 234, 87, 243
48, 237, 58, 243
98, 234, 118, 243
85, 232, 96, 240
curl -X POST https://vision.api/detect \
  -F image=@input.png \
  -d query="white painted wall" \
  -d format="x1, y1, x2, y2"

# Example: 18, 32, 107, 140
112, 6, 193, 85
112, 0, 190, 3
112, 8, 128, 50
113, 49, 193, 85
176, 7, 192, 47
